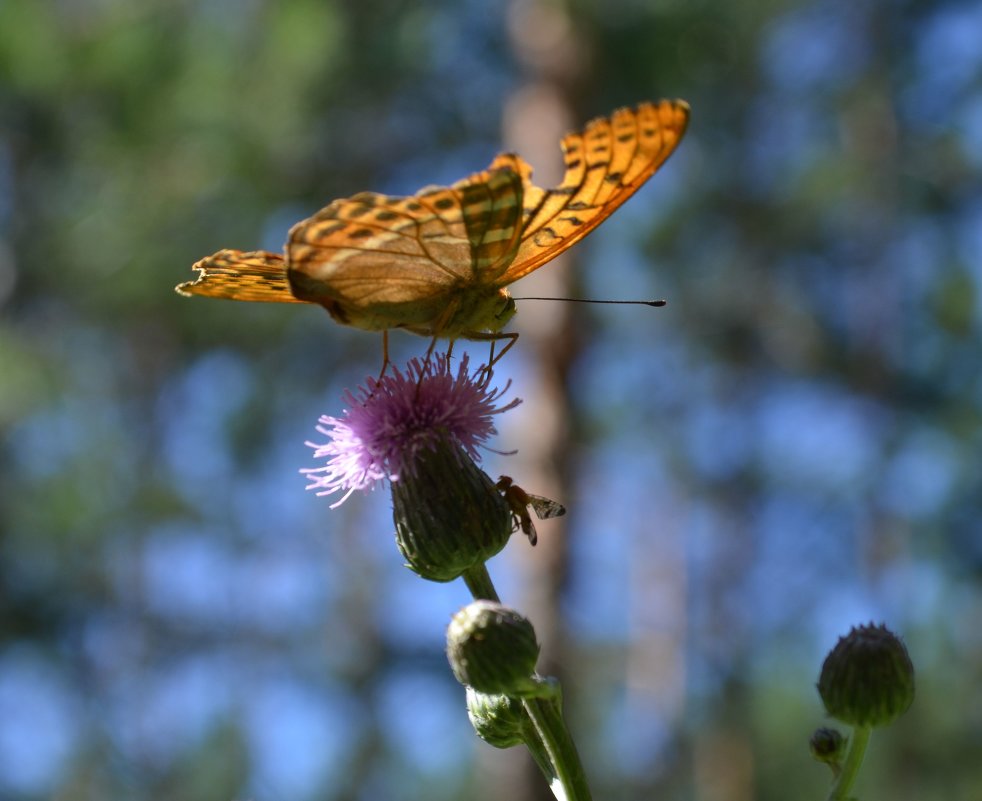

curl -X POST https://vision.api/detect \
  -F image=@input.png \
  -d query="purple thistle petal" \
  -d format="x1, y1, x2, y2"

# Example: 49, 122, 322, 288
301, 354, 519, 507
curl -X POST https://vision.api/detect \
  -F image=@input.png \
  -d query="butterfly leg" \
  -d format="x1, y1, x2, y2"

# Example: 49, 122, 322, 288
377, 330, 393, 381
412, 335, 442, 400
491, 333, 519, 367
479, 343, 497, 387
362, 332, 394, 403
469, 331, 519, 385
422, 334, 441, 376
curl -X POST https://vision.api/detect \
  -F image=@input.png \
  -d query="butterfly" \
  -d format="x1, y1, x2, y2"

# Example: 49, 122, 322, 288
496, 475, 566, 546
177, 100, 689, 357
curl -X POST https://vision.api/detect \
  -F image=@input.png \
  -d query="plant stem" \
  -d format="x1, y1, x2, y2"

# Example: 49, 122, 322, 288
826, 725, 871, 801
460, 563, 592, 800
523, 693, 593, 801
461, 564, 500, 601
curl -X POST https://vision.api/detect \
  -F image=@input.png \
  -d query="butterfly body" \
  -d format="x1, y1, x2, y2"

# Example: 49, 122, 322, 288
178, 100, 690, 341
288, 263, 517, 337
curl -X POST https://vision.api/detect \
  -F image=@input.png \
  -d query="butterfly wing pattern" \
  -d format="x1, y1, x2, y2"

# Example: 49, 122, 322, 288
178, 249, 303, 303
497, 99, 689, 282
177, 100, 689, 340
286, 157, 526, 337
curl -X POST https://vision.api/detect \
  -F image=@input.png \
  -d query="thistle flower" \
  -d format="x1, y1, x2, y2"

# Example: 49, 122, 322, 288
302, 354, 519, 506
302, 354, 520, 581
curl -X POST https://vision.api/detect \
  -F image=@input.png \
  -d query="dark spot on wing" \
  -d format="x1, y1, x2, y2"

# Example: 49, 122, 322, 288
314, 222, 346, 236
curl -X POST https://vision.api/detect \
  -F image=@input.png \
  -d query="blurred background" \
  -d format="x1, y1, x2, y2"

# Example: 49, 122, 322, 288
2, 0, 981, 799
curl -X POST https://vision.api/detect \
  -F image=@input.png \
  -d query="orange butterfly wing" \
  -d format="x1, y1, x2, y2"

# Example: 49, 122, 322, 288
176, 249, 307, 304
177, 166, 525, 336
496, 99, 690, 284
176, 100, 689, 334
285, 162, 525, 336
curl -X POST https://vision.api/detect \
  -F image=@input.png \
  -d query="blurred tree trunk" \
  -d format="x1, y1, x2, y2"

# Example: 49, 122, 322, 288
472, 3, 584, 800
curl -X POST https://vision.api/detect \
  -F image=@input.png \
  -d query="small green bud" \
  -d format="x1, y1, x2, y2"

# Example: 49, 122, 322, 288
818, 622, 915, 728
466, 688, 528, 748
809, 726, 847, 767
447, 601, 540, 696
392, 439, 513, 582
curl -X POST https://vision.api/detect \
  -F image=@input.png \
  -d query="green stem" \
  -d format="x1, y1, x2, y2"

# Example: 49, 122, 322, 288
459, 564, 592, 800
518, 714, 559, 789
826, 725, 871, 801
523, 692, 593, 801
461, 564, 500, 601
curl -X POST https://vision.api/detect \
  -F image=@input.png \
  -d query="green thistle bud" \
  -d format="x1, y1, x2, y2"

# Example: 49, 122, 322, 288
466, 688, 528, 748
817, 622, 915, 728
447, 601, 540, 696
809, 726, 846, 767
392, 439, 513, 582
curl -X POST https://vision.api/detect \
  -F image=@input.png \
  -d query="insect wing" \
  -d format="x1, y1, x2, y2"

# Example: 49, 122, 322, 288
177, 250, 306, 303
527, 494, 566, 520
497, 99, 689, 284
519, 513, 538, 547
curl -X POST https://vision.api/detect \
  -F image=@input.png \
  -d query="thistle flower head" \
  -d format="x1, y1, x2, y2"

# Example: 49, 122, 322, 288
809, 727, 846, 768
447, 601, 541, 696
302, 354, 519, 507
818, 622, 915, 728
466, 688, 528, 749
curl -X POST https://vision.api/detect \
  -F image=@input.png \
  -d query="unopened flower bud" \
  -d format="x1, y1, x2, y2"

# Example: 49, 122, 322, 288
818, 622, 915, 728
393, 440, 513, 582
447, 601, 540, 696
466, 688, 528, 748
809, 727, 846, 766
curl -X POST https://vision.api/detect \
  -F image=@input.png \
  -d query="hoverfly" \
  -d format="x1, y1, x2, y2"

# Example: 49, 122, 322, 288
496, 475, 566, 546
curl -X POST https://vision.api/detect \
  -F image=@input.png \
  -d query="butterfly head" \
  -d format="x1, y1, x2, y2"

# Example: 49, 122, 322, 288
492, 290, 517, 332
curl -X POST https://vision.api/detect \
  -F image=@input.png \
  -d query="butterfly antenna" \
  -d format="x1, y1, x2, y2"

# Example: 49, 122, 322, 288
512, 297, 667, 307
